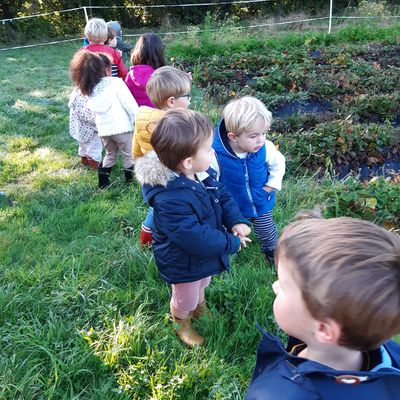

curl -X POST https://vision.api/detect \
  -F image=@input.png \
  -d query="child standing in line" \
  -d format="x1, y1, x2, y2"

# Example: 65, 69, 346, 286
246, 212, 400, 399
69, 54, 103, 170
83, 17, 127, 79
125, 33, 165, 108
133, 66, 192, 245
135, 109, 251, 347
69, 50, 139, 188
212, 96, 285, 265
106, 21, 135, 55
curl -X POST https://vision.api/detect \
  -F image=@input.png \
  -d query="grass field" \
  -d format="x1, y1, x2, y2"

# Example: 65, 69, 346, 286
0, 20, 399, 399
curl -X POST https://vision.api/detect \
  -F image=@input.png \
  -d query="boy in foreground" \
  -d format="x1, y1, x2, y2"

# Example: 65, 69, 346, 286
246, 212, 400, 399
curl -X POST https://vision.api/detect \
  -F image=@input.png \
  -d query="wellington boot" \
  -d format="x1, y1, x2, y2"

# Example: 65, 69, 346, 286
124, 165, 134, 184
173, 316, 205, 347
140, 224, 152, 246
191, 301, 209, 319
98, 165, 112, 189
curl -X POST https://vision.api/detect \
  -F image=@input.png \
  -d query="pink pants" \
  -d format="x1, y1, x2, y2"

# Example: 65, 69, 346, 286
171, 277, 211, 312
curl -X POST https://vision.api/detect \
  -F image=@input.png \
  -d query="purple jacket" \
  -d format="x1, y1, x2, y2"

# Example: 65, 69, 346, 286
125, 64, 155, 108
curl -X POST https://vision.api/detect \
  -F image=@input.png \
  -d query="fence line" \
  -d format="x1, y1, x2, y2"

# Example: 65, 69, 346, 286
0, 7, 82, 23
0, 0, 272, 23
0, 16, 330, 52
1, 13, 400, 52
89, 0, 273, 9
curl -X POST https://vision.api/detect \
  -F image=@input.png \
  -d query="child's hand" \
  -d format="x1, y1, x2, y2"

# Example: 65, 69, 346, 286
238, 235, 252, 250
263, 185, 274, 193
231, 223, 251, 237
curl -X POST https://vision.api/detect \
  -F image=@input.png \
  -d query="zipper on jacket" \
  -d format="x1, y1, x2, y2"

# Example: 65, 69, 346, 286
243, 161, 257, 216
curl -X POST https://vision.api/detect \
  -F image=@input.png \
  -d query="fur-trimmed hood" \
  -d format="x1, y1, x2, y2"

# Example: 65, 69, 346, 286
134, 150, 175, 187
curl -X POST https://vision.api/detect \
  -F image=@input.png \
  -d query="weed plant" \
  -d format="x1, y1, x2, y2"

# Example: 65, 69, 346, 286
0, 21, 399, 399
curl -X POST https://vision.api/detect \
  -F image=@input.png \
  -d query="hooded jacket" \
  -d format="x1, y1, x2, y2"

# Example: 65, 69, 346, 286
246, 328, 400, 400
135, 151, 248, 284
88, 77, 138, 137
125, 65, 156, 108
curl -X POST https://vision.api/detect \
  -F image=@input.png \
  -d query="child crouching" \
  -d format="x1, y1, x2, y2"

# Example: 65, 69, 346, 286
135, 109, 251, 347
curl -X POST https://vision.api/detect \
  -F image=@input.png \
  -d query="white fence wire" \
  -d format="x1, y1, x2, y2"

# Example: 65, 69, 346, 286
1, 1, 399, 51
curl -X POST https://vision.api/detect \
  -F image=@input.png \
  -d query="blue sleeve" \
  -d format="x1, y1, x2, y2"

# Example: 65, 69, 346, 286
156, 198, 240, 256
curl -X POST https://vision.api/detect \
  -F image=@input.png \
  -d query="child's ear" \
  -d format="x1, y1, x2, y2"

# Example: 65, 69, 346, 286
227, 132, 238, 142
166, 96, 175, 108
314, 318, 342, 345
181, 157, 192, 170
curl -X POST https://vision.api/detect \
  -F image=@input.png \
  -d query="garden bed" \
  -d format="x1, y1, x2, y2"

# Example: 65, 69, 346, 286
183, 42, 400, 178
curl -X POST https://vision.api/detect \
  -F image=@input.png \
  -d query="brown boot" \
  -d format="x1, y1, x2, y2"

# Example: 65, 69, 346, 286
191, 301, 209, 319
87, 157, 100, 170
173, 316, 205, 347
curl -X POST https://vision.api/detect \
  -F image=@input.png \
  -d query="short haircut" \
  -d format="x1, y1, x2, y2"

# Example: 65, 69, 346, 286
130, 32, 165, 70
151, 109, 213, 171
146, 66, 191, 109
105, 26, 116, 45
223, 96, 273, 136
276, 213, 400, 351
70, 50, 111, 96
84, 18, 108, 44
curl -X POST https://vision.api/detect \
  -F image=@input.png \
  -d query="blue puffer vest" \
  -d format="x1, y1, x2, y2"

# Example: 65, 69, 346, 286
213, 119, 275, 218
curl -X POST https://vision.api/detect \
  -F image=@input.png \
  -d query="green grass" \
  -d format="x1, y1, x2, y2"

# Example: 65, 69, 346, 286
0, 22, 399, 399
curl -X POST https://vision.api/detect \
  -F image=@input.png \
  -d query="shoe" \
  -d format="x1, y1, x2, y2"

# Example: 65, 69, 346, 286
81, 156, 89, 166
191, 301, 209, 319
87, 157, 100, 170
173, 316, 205, 347
124, 165, 134, 184
140, 224, 152, 246
264, 250, 275, 268
98, 165, 112, 189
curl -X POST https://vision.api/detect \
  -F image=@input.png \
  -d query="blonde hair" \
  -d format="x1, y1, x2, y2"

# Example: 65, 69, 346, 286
146, 66, 191, 109
223, 96, 272, 136
276, 213, 400, 351
84, 18, 108, 44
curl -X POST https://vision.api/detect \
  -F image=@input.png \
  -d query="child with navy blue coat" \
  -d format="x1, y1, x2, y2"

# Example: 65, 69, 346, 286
246, 211, 400, 400
135, 109, 251, 347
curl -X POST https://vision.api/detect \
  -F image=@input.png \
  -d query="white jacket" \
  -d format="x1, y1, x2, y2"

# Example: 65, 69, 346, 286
88, 77, 139, 137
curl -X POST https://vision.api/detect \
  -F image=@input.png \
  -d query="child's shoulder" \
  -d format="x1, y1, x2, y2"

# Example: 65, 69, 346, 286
136, 106, 164, 122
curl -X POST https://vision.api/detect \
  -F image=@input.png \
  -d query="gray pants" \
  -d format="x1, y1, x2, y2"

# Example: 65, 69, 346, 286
101, 132, 133, 168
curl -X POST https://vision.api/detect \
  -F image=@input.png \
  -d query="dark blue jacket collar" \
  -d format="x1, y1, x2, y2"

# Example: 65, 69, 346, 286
257, 325, 400, 378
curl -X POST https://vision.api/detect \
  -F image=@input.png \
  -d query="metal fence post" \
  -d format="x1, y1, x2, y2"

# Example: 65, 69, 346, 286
328, 0, 333, 33
83, 7, 89, 23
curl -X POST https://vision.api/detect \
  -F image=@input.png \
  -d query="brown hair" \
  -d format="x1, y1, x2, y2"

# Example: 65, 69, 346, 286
276, 212, 400, 351
130, 32, 165, 70
69, 50, 111, 96
146, 66, 191, 109
150, 109, 213, 171
105, 26, 116, 45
